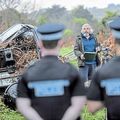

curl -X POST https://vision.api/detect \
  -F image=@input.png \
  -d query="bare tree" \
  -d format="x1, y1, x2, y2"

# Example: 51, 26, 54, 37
0, 0, 20, 9
19, 1, 33, 13
0, 0, 21, 29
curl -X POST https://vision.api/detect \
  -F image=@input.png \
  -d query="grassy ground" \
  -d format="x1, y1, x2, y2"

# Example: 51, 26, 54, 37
82, 107, 105, 120
0, 101, 105, 120
60, 46, 78, 67
0, 100, 25, 120
0, 46, 105, 120
60, 46, 73, 56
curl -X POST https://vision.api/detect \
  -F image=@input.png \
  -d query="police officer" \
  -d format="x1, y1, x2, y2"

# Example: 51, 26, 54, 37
16, 23, 86, 120
87, 17, 120, 120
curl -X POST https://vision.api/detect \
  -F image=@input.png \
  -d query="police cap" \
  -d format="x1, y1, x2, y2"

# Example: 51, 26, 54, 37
108, 17, 120, 39
37, 23, 65, 41
109, 17, 120, 30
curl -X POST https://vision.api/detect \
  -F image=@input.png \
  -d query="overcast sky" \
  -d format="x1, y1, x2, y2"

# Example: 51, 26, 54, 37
27, 0, 120, 10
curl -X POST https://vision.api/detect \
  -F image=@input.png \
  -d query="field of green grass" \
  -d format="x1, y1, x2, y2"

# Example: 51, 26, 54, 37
0, 100, 105, 120
0, 101, 105, 120
0, 101, 25, 120
0, 46, 105, 120
60, 46, 78, 66
60, 47, 73, 56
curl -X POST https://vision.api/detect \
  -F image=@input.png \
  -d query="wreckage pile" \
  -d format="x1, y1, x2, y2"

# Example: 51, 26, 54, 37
0, 24, 38, 75
97, 31, 115, 64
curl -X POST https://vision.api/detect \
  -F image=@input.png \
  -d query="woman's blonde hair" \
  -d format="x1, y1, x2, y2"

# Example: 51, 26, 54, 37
81, 23, 93, 34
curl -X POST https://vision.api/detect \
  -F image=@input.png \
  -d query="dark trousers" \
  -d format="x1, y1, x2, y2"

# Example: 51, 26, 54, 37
79, 63, 96, 82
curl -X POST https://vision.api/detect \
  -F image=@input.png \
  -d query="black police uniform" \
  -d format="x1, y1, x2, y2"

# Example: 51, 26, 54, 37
17, 23, 85, 120
87, 57, 120, 120
87, 17, 120, 120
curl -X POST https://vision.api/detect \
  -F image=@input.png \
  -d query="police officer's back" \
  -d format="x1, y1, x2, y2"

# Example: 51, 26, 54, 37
87, 17, 120, 120
16, 23, 86, 120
